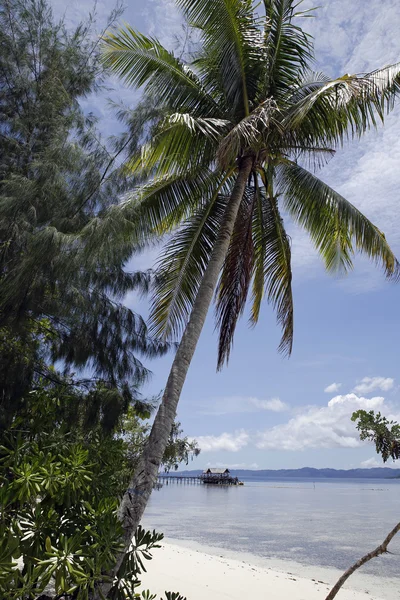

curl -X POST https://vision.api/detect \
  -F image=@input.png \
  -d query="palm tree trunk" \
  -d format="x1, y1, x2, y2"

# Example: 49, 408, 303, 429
98, 156, 253, 598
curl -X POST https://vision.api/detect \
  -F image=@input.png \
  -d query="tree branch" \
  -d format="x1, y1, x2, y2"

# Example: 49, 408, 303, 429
325, 521, 400, 600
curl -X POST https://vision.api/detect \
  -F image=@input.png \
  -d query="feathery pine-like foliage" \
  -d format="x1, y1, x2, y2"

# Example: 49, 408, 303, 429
0, 317, 159, 434
0, 382, 194, 599
103, 0, 400, 368
0, 0, 169, 410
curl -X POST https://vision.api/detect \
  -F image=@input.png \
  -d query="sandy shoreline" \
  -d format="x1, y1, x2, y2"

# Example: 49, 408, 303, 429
140, 538, 399, 600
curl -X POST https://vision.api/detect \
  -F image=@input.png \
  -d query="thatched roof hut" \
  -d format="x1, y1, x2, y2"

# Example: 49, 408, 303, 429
203, 468, 230, 475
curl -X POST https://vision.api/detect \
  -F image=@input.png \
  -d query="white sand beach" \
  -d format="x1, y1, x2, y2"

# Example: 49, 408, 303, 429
140, 539, 399, 600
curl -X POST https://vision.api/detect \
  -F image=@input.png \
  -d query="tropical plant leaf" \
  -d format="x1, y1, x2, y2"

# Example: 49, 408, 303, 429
252, 171, 293, 355
284, 144, 336, 171
277, 161, 400, 278
150, 191, 230, 340
283, 63, 400, 147
99, 4, 400, 361
215, 185, 256, 368
102, 26, 219, 116
126, 113, 229, 177
217, 98, 277, 168
178, 0, 264, 116
93, 169, 220, 246
262, 0, 314, 102
364, 62, 400, 109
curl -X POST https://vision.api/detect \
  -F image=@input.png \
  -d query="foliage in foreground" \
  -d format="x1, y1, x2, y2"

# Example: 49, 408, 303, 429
0, 382, 193, 599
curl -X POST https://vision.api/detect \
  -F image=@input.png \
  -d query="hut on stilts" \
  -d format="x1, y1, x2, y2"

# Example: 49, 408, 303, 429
200, 468, 240, 485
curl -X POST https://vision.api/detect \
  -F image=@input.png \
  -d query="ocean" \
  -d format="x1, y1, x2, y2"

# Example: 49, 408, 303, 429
141, 476, 400, 578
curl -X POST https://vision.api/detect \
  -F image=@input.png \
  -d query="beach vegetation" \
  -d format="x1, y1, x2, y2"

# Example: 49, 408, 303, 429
0, 371, 193, 599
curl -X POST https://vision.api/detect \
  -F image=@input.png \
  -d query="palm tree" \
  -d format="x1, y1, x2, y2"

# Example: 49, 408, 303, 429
100, 0, 400, 588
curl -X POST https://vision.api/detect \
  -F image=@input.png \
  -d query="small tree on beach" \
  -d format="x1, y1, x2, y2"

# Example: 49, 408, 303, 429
324, 411, 400, 600
99, 0, 400, 575
352, 410, 400, 462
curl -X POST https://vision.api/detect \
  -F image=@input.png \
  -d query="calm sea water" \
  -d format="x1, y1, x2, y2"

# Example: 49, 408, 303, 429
141, 477, 400, 578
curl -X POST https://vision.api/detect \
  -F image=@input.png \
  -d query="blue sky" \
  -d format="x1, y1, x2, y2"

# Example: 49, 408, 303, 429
53, 0, 400, 470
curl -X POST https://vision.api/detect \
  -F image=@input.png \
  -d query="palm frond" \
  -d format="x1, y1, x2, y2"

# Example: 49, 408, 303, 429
283, 63, 400, 147
101, 26, 219, 116
126, 113, 230, 177
262, 0, 314, 102
178, 0, 264, 116
217, 98, 277, 168
168, 113, 231, 138
253, 171, 293, 355
82, 170, 220, 258
277, 161, 400, 278
215, 185, 256, 369
150, 191, 231, 340
284, 144, 336, 171
124, 169, 224, 237
365, 62, 400, 110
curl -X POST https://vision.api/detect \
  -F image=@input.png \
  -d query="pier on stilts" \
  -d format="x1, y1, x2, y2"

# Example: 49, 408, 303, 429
157, 468, 243, 486
157, 474, 202, 485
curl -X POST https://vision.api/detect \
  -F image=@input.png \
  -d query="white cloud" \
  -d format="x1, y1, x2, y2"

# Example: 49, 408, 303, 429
256, 393, 386, 451
353, 377, 394, 394
361, 457, 400, 469
302, 0, 400, 75
324, 383, 342, 393
249, 397, 289, 412
144, 0, 183, 47
360, 457, 382, 468
193, 430, 249, 453
198, 395, 289, 415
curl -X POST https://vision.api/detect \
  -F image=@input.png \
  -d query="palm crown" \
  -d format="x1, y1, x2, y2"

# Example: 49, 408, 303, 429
103, 0, 400, 368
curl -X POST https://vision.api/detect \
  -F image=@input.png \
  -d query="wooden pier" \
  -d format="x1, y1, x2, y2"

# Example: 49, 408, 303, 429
157, 474, 202, 485
157, 468, 243, 486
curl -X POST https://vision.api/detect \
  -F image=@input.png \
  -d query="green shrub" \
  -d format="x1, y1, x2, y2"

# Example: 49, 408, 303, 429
0, 387, 186, 600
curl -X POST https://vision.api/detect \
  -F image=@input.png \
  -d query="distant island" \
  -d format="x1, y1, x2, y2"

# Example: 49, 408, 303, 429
178, 467, 400, 479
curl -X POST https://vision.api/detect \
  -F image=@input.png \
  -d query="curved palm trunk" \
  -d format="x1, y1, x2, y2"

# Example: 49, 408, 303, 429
98, 156, 253, 598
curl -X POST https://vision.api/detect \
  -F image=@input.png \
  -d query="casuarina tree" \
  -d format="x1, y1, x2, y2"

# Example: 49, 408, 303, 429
0, 0, 170, 429
100, 0, 400, 588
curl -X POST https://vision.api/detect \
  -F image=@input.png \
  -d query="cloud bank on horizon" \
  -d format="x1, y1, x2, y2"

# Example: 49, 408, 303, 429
192, 376, 400, 467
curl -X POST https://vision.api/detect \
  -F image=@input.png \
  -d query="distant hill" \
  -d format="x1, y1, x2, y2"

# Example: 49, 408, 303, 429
177, 467, 400, 479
